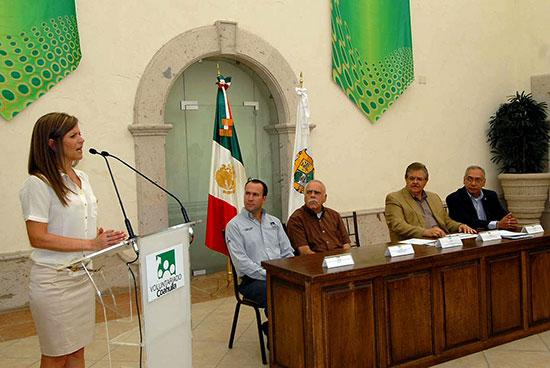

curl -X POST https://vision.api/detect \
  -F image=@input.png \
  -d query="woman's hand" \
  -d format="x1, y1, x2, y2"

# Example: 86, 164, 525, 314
25, 221, 127, 253
88, 227, 127, 251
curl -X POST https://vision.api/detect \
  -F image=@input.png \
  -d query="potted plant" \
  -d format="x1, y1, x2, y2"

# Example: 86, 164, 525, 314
487, 91, 550, 226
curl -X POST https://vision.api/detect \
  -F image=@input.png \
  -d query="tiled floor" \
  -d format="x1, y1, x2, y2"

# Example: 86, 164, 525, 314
1, 271, 550, 367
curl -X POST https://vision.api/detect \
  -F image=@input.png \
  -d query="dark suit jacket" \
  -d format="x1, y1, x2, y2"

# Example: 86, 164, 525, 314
446, 187, 508, 230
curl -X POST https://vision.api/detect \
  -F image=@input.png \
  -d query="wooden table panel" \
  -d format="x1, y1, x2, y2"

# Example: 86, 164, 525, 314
271, 278, 306, 368
321, 280, 376, 367
487, 253, 522, 336
385, 271, 434, 365
439, 260, 482, 350
528, 247, 550, 326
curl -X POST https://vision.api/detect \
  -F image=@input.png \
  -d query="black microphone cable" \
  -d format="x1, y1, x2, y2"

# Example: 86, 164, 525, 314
125, 239, 143, 368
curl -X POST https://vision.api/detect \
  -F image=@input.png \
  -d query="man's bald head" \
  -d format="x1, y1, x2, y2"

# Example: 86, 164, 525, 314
305, 180, 326, 194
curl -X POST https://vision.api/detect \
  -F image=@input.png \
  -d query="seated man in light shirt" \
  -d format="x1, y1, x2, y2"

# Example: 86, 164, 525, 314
225, 178, 294, 312
446, 165, 517, 230
385, 162, 476, 242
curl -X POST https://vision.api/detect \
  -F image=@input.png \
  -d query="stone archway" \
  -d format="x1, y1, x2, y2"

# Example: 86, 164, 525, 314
129, 20, 299, 234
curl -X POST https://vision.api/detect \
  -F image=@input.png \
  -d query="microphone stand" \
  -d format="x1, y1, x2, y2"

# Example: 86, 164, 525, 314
89, 149, 137, 240
89, 148, 143, 367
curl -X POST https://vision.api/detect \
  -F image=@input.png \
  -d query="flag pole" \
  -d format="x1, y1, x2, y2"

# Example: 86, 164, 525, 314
223, 58, 232, 292
210, 63, 234, 296
226, 256, 232, 286
288, 72, 314, 220
212, 252, 232, 296
206, 64, 246, 296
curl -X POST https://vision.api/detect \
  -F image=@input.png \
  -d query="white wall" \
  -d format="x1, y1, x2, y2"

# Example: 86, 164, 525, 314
2, 0, 549, 253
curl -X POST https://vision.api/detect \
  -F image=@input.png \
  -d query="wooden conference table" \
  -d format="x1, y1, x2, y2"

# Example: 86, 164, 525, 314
262, 233, 550, 368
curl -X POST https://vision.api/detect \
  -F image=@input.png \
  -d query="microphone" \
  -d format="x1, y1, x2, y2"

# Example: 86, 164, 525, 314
97, 149, 191, 224
88, 148, 137, 241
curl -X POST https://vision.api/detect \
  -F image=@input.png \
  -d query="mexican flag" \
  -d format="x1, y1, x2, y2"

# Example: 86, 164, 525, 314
205, 74, 246, 255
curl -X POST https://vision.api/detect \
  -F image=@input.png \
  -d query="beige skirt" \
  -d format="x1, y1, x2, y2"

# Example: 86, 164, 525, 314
28, 263, 95, 357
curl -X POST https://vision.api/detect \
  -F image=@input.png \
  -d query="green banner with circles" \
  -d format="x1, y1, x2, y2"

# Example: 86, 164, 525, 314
331, 0, 414, 123
0, 0, 81, 120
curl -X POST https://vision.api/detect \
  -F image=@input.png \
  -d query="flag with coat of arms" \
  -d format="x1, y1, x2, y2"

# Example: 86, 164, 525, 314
205, 74, 247, 255
287, 87, 314, 220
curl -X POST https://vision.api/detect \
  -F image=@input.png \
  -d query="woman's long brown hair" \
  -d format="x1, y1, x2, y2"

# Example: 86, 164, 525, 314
28, 112, 79, 206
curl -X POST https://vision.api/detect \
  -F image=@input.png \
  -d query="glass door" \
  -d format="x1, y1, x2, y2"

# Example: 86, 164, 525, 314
164, 58, 280, 273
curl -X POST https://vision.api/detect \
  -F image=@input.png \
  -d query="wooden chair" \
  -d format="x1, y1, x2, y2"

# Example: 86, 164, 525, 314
342, 211, 360, 247
227, 252, 268, 364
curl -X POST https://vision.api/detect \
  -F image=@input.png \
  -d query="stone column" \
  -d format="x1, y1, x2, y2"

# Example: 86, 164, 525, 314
128, 124, 173, 234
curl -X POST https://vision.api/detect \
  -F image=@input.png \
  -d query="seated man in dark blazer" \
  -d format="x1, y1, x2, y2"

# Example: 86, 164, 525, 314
446, 166, 517, 230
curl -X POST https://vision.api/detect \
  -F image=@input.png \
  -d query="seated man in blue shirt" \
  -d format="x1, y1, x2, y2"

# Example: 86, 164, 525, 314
446, 166, 518, 230
225, 178, 294, 310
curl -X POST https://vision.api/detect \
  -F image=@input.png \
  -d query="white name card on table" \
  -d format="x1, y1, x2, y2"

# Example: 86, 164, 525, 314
322, 254, 354, 269
385, 244, 415, 257
522, 224, 544, 235
477, 231, 502, 242
437, 237, 463, 248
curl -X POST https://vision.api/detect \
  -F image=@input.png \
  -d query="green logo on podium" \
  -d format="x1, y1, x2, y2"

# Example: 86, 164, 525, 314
156, 249, 176, 279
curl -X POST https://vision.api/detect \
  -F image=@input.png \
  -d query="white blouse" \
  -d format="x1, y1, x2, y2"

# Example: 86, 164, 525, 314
19, 169, 98, 267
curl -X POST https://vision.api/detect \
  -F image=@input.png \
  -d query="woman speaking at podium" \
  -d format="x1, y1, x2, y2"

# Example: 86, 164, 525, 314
19, 112, 126, 368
